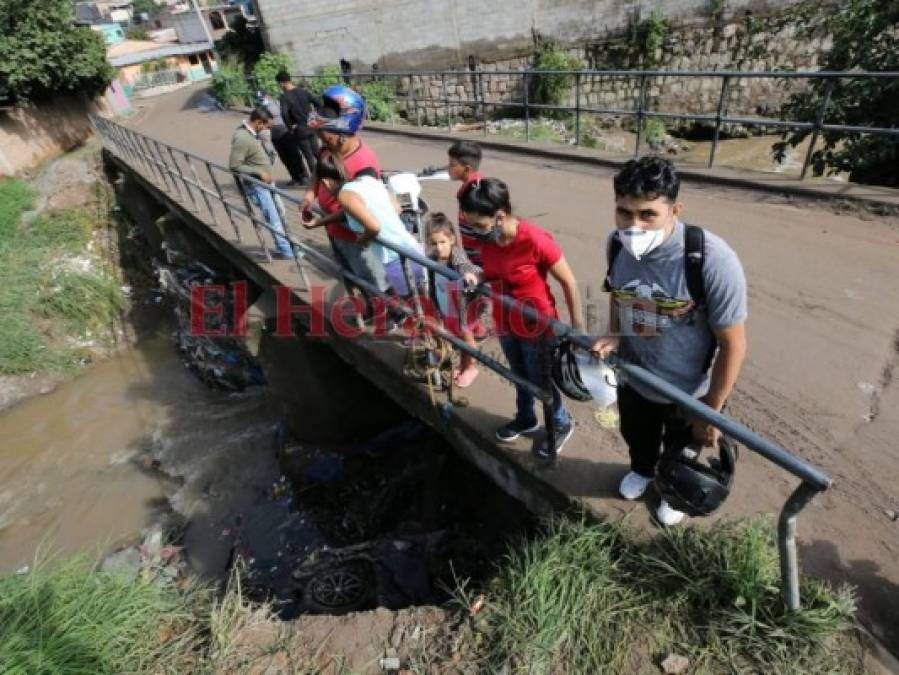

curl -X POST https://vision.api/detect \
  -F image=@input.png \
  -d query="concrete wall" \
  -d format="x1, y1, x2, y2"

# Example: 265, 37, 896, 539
0, 97, 97, 177
256, 0, 808, 71
172, 12, 211, 44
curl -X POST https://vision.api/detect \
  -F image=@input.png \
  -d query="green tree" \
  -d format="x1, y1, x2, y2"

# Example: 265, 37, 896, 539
532, 42, 583, 116
0, 0, 114, 104
214, 15, 264, 69
210, 57, 252, 107
131, 0, 163, 18
636, 9, 668, 64
306, 66, 343, 96
252, 52, 294, 96
774, 0, 899, 187
126, 26, 150, 41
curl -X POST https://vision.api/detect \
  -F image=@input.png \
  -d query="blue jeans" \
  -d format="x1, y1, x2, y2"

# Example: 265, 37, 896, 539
499, 335, 570, 427
331, 236, 390, 293
247, 183, 292, 256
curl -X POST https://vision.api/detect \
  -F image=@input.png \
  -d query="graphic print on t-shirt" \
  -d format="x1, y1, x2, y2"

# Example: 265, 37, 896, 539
612, 278, 696, 337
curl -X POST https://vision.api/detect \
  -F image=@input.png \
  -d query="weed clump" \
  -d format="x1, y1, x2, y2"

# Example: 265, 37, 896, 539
0, 178, 125, 374
454, 517, 858, 674
0, 553, 210, 674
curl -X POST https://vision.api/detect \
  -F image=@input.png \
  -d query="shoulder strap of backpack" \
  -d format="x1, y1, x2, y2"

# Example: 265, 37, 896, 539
604, 226, 705, 299
684, 224, 706, 305
603, 234, 622, 292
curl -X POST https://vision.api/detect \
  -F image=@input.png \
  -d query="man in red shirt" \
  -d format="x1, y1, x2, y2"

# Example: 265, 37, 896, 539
460, 178, 585, 461
301, 85, 387, 297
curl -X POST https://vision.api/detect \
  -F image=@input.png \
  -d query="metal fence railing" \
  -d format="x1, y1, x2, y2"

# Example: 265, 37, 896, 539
261, 69, 898, 180
132, 69, 184, 92
92, 114, 832, 610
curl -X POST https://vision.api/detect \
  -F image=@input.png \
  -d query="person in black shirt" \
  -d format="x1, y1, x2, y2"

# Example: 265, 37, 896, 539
257, 92, 306, 185
277, 71, 322, 180
339, 58, 353, 84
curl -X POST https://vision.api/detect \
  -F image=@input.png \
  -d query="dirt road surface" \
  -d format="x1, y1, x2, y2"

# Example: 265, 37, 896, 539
124, 85, 899, 652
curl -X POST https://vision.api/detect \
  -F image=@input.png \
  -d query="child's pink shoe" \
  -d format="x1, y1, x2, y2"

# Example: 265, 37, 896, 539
454, 367, 479, 388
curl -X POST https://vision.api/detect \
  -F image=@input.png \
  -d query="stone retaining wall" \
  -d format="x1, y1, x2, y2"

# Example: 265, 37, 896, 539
386, 8, 832, 130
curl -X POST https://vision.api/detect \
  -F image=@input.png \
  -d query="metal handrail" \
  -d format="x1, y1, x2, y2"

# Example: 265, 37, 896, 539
265, 68, 899, 177
91, 115, 832, 609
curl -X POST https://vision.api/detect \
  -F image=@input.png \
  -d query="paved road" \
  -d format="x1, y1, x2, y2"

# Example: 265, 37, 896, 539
125, 84, 899, 650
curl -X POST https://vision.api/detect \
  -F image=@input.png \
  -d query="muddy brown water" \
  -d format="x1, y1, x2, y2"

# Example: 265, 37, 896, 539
0, 330, 280, 575
0, 323, 533, 620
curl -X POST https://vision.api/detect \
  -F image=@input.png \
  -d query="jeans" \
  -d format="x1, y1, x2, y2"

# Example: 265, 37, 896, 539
246, 182, 292, 256
499, 335, 570, 427
385, 257, 426, 296
331, 236, 389, 293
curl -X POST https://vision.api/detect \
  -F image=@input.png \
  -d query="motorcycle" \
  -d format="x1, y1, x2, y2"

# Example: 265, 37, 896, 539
382, 165, 450, 243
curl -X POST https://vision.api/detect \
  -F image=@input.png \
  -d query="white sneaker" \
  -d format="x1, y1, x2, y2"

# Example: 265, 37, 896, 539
619, 471, 652, 500
656, 499, 686, 526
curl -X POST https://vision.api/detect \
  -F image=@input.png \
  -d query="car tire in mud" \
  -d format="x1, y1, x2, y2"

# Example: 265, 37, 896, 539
301, 562, 375, 613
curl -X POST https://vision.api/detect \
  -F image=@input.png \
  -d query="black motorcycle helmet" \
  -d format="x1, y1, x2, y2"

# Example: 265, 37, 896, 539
551, 340, 592, 402
654, 435, 737, 517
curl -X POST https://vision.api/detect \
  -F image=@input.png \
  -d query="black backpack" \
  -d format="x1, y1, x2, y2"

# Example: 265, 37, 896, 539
604, 224, 716, 371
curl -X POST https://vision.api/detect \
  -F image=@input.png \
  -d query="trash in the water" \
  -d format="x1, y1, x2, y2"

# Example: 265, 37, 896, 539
156, 251, 267, 391
231, 408, 534, 621
304, 453, 345, 483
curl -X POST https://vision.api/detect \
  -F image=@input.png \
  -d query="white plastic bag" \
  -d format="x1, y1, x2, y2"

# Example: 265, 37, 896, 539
574, 352, 618, 407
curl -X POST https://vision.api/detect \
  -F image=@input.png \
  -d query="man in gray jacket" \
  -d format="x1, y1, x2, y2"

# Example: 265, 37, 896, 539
229, 107, 293, 258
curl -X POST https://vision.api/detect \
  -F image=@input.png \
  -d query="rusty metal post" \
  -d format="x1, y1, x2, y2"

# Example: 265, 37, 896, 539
575, 71, 582, 146
442, 72, 451, 131
709, 75, 731, 168
633, 74, 648, 158
524, 71, 530, 142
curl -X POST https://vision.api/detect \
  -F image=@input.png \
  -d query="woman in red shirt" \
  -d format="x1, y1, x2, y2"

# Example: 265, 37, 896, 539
460, 178, 585, 460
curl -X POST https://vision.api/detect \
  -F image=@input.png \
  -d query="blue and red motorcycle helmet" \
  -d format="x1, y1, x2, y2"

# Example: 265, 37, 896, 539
307, 85, 366, 135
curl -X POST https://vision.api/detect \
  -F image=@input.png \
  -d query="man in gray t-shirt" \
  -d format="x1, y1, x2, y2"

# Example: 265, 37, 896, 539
592, 157, 747, 526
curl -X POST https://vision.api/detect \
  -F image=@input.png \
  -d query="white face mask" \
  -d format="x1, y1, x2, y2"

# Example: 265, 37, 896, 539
618, 226, 665, 260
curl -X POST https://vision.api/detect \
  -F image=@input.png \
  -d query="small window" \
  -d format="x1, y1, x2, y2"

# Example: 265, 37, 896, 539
189, 54, 200, 65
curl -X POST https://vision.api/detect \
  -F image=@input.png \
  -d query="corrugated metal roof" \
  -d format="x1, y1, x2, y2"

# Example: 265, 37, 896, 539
108, 40, 214, 67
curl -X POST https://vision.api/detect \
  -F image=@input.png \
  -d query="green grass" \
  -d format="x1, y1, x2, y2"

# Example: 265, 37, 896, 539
641, 118, 668, 146
0, 518, 862, 674
452, 517, 859, 674
495, 119, 565, 143
0, 554, 305, 675
0, 553, 210, 675
0, 178, 125, 374
0, 179, 35, 240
